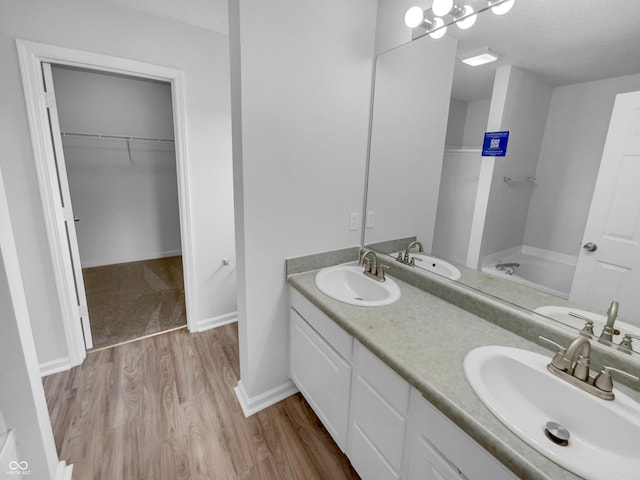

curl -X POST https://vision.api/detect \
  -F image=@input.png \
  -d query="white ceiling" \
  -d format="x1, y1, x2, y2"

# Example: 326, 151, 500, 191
97, 0, 229, 34
446, 0, 640, 101
96, 0, 640, 103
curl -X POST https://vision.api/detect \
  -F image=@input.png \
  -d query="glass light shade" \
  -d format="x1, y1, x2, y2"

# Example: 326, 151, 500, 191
432, 0, 454, 17
405, 6, 425, 28
490, 0, 514, 15
456, 6, 476, 29
429, 17, 447, 39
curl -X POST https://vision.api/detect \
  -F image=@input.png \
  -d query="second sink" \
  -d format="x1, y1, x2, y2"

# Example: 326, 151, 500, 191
464, 345, 640, 480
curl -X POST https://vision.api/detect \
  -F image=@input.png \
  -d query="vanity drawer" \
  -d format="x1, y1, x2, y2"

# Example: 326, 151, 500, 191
290, 287, 353, 361
348, 340, 411, 479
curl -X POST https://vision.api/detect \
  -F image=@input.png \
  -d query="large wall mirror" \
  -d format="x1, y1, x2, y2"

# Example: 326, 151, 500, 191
364, 0, 640, 353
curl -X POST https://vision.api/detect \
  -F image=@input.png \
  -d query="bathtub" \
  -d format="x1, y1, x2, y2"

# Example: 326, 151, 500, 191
481, 247, 576, 299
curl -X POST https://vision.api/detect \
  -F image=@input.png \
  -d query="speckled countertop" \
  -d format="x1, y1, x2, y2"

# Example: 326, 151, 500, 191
287, 264, 640, 480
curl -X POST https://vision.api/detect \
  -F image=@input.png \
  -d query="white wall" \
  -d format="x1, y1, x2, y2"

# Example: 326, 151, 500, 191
0, 168, 64, 479
524, 72, 640, 256
0, 0, 235, 366
52, 67, 182, 267
480, 66, 552, 259
230, 0, 377, 406
432, 149, 481, 265
463, 98, 490, 147
365, 34, 457, 249
445, 98, 467, 147
374, 0, 418, 55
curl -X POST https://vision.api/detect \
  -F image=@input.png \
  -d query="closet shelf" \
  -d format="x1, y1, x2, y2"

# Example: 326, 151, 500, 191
60, 131, 175, 143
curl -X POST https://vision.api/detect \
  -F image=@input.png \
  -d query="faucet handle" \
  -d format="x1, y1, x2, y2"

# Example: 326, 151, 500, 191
538, 336, 571, 371
619, 334, 640, 351
593, 366, 639, 394
538, 336, 565, 351
377, 264, 390, 280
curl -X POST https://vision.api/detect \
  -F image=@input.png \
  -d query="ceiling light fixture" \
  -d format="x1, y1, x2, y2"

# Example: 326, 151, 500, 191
404, 1, 515, 39
457, 47, 503, 67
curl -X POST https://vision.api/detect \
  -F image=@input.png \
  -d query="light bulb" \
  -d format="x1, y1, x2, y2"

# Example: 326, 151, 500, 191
456, 5, 476, 29
404, 6, 425, 28
429, 17, 447, 39
432, 0, 454, 17
490, 0, 514, 15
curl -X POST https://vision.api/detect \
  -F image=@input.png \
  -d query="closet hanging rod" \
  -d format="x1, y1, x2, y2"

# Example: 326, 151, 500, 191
60, 131, 175, 143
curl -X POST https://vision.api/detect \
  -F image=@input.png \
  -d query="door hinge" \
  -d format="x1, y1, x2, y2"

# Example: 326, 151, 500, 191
44, 91, 56, 109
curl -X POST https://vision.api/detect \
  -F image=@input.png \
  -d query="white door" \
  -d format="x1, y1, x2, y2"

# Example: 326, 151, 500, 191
570, 91, 640, 320
41, 62, 93, 349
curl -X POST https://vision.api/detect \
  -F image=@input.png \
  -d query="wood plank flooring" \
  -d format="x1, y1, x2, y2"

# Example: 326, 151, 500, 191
43, 323, 360, 480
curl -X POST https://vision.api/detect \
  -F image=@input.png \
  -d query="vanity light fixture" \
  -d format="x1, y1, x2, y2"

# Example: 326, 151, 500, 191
432, 0, 455, 17
458, 46, 503, 66
403, 7, 448, 39
454, 4, 477, 29
404, 0, 515, 38
489, 0, 515, 15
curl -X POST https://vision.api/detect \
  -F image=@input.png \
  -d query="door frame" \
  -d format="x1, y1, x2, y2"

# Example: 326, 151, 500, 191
17, 39, 196, 368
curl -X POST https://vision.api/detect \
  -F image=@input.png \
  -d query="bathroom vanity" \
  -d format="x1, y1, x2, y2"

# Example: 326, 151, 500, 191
287, 250, 640, 480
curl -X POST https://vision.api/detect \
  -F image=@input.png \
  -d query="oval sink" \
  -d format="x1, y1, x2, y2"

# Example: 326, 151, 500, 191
315, 265, 400, 306
411, 253, 461, 280
464, 346, 640, 480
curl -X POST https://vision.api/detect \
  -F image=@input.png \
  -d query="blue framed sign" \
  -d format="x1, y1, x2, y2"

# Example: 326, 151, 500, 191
482, 131, 510, 157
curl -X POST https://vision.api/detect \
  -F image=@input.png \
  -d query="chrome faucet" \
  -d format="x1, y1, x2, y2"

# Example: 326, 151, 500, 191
540, 335, 638, 400
495, 261, 520, 276
360, 249, 388, 282
599, 300, 619, 342
397, 240, 424, 266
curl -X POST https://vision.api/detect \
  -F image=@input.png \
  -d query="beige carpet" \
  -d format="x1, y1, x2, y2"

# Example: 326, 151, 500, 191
83, 256, 186, 349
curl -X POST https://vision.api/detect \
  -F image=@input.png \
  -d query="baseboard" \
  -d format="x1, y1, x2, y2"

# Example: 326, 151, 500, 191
55, 460, 73, 480
80, 250, 182, 269
234, 379, 299, 417
40, 356, 71, 377
197, 311, 238, 332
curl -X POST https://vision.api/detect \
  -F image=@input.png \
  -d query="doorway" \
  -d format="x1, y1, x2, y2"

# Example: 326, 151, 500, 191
50, 65, 186, 350
18, 40, 196, 368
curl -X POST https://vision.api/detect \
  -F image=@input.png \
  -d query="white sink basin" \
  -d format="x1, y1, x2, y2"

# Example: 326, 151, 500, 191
464, 345, 640, 480
315, 265, 400, 306
410, 253, 461, 280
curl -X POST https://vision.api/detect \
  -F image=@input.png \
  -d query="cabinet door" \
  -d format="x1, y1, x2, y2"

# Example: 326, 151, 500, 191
348, 341, 410, 480
404, 389, 518, 480
406, 434, 465, 480
290, 309, 352, 451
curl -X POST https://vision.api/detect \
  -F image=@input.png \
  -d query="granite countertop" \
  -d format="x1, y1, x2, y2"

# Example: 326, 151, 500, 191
288, 266, 640, 480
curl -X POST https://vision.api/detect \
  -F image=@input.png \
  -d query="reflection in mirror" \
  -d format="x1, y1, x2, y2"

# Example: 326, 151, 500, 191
364, 0, 640, 354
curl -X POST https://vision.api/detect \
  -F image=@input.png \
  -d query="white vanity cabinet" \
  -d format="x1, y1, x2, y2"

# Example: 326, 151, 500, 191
289, 287, 520, 480
403, 388, 518, 480
348, 340, 410, 480
289, 289, 353, 452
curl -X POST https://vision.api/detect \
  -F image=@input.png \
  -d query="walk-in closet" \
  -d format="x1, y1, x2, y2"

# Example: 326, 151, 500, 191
52, 65, 186, 349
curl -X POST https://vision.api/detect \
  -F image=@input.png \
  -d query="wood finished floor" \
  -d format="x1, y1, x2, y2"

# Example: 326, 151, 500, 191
43, 323, 360, 480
